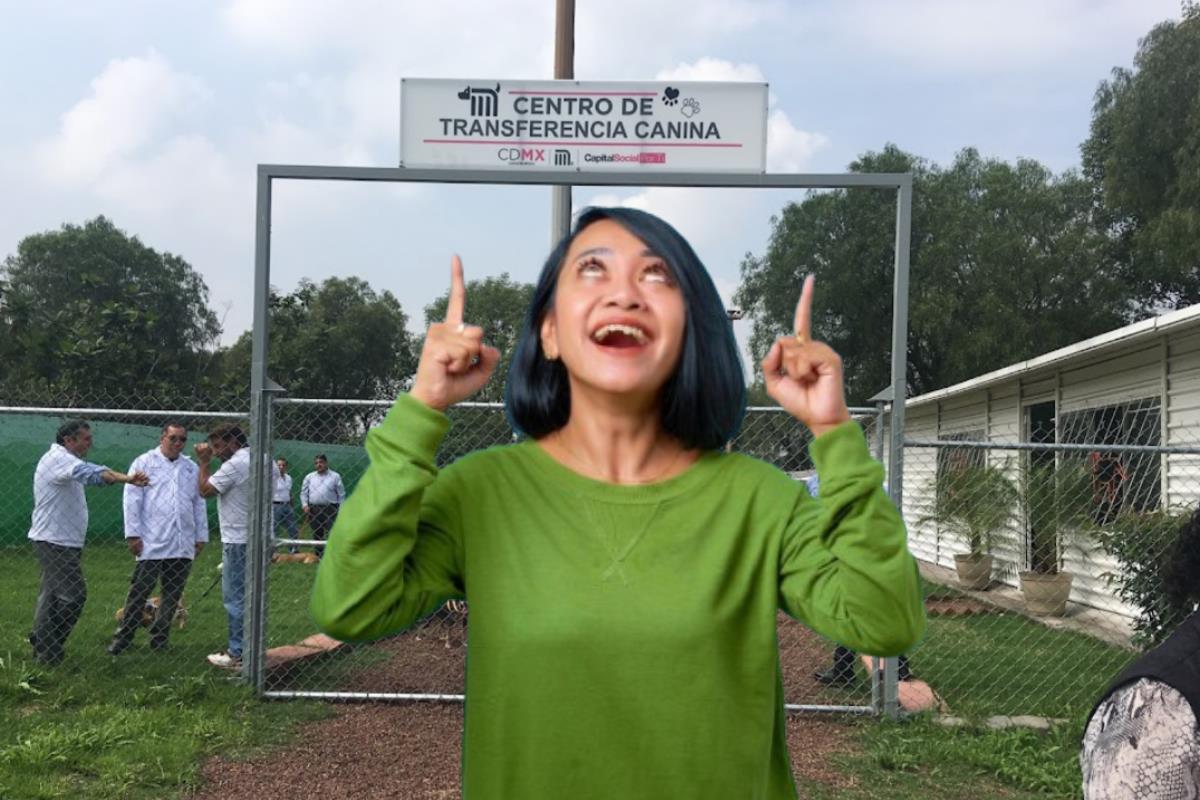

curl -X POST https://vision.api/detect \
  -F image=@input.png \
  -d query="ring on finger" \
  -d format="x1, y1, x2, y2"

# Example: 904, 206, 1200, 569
456, 323, 466, 334
795, 332, 807, 344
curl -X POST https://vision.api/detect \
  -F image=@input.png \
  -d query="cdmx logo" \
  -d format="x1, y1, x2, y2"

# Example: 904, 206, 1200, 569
497, 147, 545, 164
457, 83, 500, 117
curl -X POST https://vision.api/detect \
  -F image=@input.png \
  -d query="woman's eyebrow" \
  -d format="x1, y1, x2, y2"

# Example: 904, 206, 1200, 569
574, 246, 611, 259
573, 247, 660, 259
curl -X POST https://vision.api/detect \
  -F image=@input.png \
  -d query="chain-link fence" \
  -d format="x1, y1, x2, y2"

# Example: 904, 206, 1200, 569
1, 397, 251, 688
0, 395, 892, 715
260, 400, 887, 714
4, 391, 1188, 723
900, 396, 1198, 721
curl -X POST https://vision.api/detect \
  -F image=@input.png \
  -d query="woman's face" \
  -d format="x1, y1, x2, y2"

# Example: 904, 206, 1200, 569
540, 219, 687, 403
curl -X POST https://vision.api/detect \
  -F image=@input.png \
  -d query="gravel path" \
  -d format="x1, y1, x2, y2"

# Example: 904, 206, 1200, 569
188, 614, 868, 798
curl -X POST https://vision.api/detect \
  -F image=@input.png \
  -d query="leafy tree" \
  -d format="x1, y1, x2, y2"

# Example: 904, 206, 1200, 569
1082, 4, 1200, 309
0, 216, 222, 406
422, 272, 534, 404
736, 146, 1129, 403
219, 277, 417, 443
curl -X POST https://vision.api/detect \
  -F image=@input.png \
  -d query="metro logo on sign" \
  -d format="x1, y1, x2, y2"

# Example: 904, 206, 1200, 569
457, 84, 500, 117
401, 78, 767, 173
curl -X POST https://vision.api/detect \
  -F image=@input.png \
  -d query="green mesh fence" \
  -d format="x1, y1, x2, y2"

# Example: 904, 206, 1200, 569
0, 412, 368, 547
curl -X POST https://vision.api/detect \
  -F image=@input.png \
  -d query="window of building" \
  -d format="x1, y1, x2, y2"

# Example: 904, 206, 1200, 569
1059, 398, 1161, 520
937, 429, 986, 482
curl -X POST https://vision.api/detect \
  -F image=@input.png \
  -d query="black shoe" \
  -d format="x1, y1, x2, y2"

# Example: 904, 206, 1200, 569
106, 639, 131, 656
814, 667, 856, 686
30, 632, 63, 665
149, 639, 170, 652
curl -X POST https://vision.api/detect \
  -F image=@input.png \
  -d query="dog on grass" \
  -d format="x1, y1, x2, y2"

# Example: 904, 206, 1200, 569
113, 595, 189, 630
272, 552, 321, 564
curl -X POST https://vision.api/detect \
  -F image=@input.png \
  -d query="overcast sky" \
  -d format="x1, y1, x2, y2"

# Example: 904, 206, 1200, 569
0, 0, 1183, 368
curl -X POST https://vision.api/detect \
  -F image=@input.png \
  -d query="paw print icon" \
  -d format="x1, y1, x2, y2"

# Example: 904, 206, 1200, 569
681, 98, 701, 118
662, 87, 680, 106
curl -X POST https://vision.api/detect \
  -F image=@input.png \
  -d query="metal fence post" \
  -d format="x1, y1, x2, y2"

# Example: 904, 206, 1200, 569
245, 385, 284, 693
243, 167, 275, 693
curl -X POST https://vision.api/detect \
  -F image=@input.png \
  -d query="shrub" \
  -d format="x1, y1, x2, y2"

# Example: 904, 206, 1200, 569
1091, 508, 1194, 647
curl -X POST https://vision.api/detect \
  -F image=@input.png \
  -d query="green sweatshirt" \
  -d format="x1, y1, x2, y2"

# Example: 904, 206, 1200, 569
311, 394, 925, 799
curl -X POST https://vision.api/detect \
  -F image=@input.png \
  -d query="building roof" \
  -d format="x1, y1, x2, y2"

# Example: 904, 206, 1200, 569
907, 303, 1200, 408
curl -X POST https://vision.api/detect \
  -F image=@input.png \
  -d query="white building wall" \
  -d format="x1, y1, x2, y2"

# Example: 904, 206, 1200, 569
1054, 344, 1162, 618
1059, 344, 1162, 411
897, 338, 1185, 623
901, 405, 940, 567
985, 387, 1024, 591
893, 325, 1200, 624
1166, 331, 1200, 510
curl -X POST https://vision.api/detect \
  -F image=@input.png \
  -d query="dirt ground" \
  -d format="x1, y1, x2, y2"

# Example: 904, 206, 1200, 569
188, 615, 869, 799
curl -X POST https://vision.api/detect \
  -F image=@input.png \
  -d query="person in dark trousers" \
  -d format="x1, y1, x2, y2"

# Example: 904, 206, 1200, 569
28, 420, 148, 665
815, 645, 914, 686
108, 423, 207, 655
1080, 508, 1200, 798
273, 457, 299, 554
301, 454, 345, 558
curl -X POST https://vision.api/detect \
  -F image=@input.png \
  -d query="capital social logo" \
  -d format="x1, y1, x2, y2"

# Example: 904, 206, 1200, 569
457, 84, 500, 117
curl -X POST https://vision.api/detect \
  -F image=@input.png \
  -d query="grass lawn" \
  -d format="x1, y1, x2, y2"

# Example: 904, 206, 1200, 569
0, 542, 331, 800
799, 579, 1132, 799
796, 716, 1088, 799
912, 580, 1132, 719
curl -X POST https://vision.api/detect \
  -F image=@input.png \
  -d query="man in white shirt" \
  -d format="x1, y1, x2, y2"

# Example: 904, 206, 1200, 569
196, 422, 251, 670
28, 420, 149, 665
108, 423, 207, 655
301, 454, 345, 559
273, 457, 299, 554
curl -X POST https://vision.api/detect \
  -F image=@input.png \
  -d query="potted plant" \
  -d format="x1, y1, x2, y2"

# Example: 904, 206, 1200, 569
928, 463, 1019, 590
1018, 461, 1093, 616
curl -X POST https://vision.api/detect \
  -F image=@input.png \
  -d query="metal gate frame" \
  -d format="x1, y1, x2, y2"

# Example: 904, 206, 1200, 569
245, 165, 914, 718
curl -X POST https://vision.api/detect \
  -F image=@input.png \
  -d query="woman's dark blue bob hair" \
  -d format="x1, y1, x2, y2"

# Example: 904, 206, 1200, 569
505, 206, 745, 450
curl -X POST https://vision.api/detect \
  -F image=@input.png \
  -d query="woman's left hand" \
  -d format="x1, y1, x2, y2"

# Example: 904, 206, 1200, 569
762, 275, 852, 438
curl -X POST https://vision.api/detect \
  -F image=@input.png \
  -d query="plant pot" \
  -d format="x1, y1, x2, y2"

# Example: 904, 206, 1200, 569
1019, 571, 1074, 616
953, 553, 993, 590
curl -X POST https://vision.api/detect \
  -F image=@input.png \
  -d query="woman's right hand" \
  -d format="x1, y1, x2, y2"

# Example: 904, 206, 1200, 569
409, 256, 501, 412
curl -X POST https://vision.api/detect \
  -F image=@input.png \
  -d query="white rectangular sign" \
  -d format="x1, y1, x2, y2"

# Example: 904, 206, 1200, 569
400, 78, 768, 173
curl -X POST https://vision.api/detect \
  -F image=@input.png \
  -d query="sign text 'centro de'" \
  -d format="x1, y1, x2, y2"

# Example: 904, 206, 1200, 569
400, 79, 768, 173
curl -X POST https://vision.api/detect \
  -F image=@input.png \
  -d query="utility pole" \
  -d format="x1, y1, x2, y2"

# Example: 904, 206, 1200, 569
550, 0, 575, 246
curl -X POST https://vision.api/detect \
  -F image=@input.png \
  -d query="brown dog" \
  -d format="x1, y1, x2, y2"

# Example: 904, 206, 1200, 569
272, 552, 320, 564
114, 595, 189, 630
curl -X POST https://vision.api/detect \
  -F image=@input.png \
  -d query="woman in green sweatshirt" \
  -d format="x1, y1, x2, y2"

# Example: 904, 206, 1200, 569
311, 206, 925, 799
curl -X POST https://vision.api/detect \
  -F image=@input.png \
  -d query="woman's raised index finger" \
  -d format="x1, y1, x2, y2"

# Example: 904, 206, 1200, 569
793, 274, 815, 340
446, 255, 466, 325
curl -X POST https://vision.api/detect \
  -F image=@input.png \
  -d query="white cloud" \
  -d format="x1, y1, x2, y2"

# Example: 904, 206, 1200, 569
36, 51, 210, 184
656, 57, 828, 173
766, 109, 829, 173
656, 57, 766, 84
92, 134, 242, 218
220, 0, 786, 150
821, 0, 1180, 74
223, 1, 556, 154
